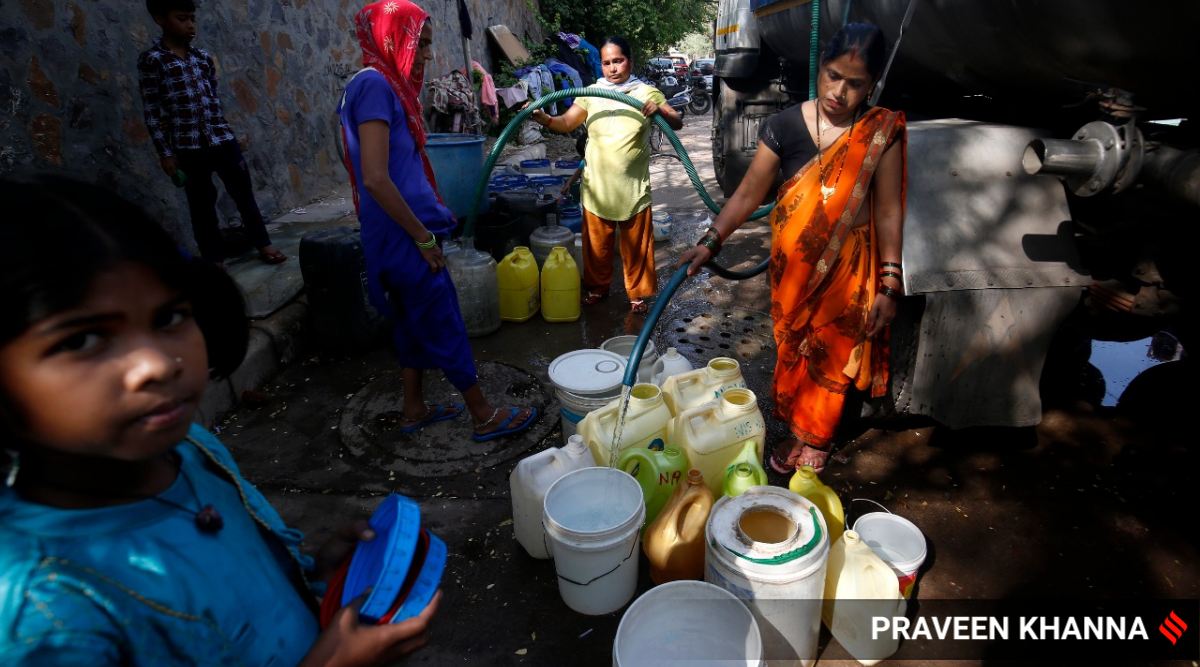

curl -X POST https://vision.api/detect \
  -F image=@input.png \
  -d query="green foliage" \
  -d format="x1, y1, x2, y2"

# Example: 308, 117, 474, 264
535, 0, 716, 61
677, 32, 714, 59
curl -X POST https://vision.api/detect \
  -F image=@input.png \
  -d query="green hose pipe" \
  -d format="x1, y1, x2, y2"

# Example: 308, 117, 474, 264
621, 265, 691, 388
462, 87, 774, 241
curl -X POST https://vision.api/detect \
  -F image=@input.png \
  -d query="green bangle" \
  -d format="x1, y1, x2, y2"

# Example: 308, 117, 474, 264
416, 233, 438, 250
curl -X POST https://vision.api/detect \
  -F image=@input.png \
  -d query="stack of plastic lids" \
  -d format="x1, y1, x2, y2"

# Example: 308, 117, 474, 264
319, 494, 446, 627
519, 158, 552, 175
529, 175, 566, 191
553, 159, 582, 177
560, 204, 583, 233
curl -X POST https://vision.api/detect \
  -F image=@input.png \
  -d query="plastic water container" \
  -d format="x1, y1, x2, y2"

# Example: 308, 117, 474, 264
553, 159, 582, 177
424, 134, 485, 219
530, 224, 575, 268
614, 581, 763, 666
560, 205, 583, 233
790, 465, 846, 545
298, 227, 385, 354
446, 245, 500, 338
509, 435, 593, 559
600, 335, 658, 384
643, 469, 714, 583
543, 467, 645, 615
706, 487, 829, 665
519, 158, 552, 175
528, 175, 566, 193
541, 247, 580, 323
651, 210, 672, 242
572, 233, 584, 271
651, 347, 694, 386
852, 512, 927, 599
548, 349, 626, 441
823, 530, 906, 665
616, 445, 689, 526
660, 357, 748, 416
496, 246, 539, 322
670, 388, 766, 496
579, 383, 673, 467
721, 440, 768, 497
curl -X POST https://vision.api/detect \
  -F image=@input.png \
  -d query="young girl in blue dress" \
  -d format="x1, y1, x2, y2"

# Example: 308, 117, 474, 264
0, 177, 438, 665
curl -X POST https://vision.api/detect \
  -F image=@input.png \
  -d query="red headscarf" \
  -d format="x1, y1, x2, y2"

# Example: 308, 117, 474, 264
345, 0, 438, 197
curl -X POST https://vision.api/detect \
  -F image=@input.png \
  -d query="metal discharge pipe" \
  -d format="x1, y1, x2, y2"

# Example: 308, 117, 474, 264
1022, 138, 1103, 178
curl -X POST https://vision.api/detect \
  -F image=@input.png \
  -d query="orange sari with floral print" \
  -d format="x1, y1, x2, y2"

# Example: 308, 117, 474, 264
769, 106, 906, 457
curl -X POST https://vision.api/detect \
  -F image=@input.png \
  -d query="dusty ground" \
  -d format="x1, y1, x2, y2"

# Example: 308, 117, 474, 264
220, 113, 1198, 665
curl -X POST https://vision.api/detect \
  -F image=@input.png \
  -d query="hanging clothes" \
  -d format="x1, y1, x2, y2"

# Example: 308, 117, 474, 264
576, 38, 603, 79
545, 58, 583, 107
462, 60, 498, 122
536, 65, 556, 114
552, 34, 595, 86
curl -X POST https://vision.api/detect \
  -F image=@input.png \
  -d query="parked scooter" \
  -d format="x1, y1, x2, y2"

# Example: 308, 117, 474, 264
687, 75, 711, 115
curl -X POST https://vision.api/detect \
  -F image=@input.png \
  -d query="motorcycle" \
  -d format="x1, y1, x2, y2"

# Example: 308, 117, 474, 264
687, 75, 711, 115
648, 89, 692, 154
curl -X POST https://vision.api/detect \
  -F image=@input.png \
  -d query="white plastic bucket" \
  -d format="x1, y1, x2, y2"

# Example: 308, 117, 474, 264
706, 487, 829, 666
852, 512, 927, 598
544, 467, 645, 615
549, 350, 626, 443
600, 335, 658, 384
556, 388, 620, 441
614, 580, 763, 666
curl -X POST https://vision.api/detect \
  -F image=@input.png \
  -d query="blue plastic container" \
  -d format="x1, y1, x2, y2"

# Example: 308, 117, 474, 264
560, 205, 583, 233
553, 159, 582, 176
425, 133, 487, 217
529, 175, 566, 190
342, 494, 422, 622
519, 158, 552, 174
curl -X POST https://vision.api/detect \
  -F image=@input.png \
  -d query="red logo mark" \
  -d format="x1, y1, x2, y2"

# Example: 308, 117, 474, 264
1159, 611, 1188, 645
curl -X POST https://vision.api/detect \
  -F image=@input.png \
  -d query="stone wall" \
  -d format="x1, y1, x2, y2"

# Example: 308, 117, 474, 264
0, 0, 541, 249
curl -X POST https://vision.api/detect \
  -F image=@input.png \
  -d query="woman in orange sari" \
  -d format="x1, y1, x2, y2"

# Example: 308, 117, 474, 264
679, 23, 906, 473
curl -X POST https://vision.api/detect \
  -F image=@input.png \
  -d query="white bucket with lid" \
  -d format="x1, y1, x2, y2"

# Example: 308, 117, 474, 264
613, 580, 763, 666
543, 467, 645, 615
549, 349, 627, 442
852, 512, 927, 598
706, 486, 829, 666
600, 335, 658, 384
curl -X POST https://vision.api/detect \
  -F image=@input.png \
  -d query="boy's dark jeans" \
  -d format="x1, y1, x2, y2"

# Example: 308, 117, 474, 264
176, 142, 272, 262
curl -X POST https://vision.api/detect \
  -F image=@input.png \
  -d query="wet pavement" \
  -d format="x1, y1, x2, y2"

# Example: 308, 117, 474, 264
218, 114, 1197, 665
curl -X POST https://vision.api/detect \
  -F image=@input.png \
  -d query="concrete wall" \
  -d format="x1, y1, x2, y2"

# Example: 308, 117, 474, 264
0, 0, 540, 250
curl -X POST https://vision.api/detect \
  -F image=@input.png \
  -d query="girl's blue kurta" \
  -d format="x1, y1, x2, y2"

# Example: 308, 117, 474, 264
339, 69, 477, 390
0, 425, 319, 666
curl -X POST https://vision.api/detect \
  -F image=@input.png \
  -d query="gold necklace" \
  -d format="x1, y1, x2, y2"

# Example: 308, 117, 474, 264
816, 106, 852, 203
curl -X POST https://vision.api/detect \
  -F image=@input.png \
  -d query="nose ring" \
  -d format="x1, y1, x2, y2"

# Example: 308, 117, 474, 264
174, 357, 183, 365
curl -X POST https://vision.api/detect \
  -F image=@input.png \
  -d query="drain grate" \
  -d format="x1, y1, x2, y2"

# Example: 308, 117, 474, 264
339, 360, 553, 477
657, 299, 776, 377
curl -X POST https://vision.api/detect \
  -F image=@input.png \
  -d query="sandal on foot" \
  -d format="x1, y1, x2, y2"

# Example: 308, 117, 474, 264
629, 299, 649, 314
472, 406, 539, 443
397, 402, 464, 434
258, 247, 288, 264
795, 444, 830, 474
769, 441, 830, 474
582, 290, 608, 306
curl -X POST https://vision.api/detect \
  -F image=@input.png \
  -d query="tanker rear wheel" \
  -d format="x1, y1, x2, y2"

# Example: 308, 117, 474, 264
712, 75, 789, 197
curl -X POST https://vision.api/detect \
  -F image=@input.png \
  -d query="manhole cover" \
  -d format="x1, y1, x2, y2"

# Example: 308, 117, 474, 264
339, 360, 555, 477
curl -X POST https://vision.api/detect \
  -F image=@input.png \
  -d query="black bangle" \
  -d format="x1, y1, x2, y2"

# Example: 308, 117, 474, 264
877, 284, 900, 299
697, 231, 722, 255
879, 271, 903, 281
881, 261, 903, 270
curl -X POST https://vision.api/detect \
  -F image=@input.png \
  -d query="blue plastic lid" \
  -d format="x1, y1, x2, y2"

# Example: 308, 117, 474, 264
529, 175, 565, 185
342, 494, 422, 622
390, 531, 447, 623
554, 159, 581, 169
520, 159, 551, 168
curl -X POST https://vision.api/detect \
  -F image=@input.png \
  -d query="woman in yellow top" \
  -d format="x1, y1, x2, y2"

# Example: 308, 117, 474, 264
679, 23, 907, 474
530, 36, 683, 313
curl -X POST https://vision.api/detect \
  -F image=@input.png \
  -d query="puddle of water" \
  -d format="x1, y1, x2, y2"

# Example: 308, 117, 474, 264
1089, 333, 1183, 406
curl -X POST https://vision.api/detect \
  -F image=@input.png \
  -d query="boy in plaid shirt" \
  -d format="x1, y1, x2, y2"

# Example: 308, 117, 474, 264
137, 0, 286, 265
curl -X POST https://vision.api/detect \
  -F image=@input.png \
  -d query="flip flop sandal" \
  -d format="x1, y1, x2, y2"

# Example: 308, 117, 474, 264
397, 403, 464, 434
472, 406, 539, 443
629, 300, 650, 314
258, 248, 288, 264
582, 291, 608, 306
